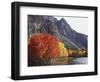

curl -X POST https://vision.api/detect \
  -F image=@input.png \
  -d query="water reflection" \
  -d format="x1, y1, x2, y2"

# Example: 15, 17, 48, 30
66, 57, 88, 65
50, 57, 88, 65
28, 57, 88, 66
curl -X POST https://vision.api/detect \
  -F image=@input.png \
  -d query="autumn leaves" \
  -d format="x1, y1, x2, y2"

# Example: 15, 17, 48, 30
28, 33, 60, 60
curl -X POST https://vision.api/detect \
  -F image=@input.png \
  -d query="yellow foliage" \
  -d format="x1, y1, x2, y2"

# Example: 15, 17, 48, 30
58, 42, 68, 56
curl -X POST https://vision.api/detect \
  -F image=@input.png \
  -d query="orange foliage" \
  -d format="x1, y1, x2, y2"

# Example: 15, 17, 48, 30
28, 33, 60, 59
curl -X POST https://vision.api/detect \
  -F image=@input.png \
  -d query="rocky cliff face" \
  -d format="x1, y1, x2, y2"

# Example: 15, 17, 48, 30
28, 15, 87, 49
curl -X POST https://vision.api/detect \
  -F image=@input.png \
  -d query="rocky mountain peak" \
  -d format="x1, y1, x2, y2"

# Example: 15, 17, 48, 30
28, 15, 87, 49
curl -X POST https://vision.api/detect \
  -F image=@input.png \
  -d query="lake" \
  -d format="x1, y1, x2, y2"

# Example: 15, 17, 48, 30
66, 57, 88, 65
28, 57, 88, 66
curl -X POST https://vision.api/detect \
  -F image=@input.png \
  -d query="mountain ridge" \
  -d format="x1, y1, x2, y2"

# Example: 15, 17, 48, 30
28, 15, 87, 50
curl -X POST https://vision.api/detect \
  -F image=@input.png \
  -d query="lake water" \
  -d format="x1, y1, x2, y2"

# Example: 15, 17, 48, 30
51, 57, 88, 65
28, 57, 88, 66
67, 57, 88, 65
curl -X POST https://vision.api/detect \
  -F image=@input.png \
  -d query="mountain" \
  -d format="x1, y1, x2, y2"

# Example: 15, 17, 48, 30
57, 18, 87, 49
28, 15, 88, 50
